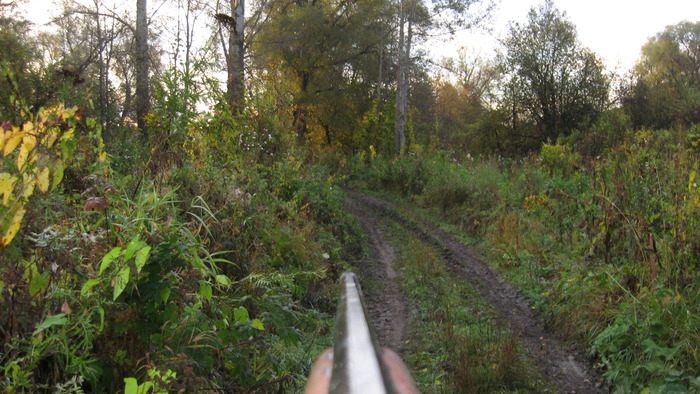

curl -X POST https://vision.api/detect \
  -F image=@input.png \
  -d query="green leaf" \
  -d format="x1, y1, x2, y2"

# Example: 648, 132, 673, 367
134, 246, 151, 274
123, 236, 142, 263
160, 287, 171, 305
215, 274, 232, 286
251, 319, 265, 331
123, 377, 138, 394
29, 271, 49, 297
641, 338, 677, 359
199, 283, 212, 301
113, 266, 130, 301
51, 160, 64, 190
190, 253, 206, 272
80, 279, 101, 296
35, 313, 67, 334
234, 306, 249, 324
98, 307, 105, 332
100, 247, 122, 275
138, 382, 154, 393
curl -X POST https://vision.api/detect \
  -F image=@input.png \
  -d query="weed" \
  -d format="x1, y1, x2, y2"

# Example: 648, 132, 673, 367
351, 131, 700, 391
382, 221, 542, 392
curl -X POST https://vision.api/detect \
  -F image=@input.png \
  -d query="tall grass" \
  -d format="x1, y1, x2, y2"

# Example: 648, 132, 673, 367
383, 221, 542, 392
350, 128, 700, 392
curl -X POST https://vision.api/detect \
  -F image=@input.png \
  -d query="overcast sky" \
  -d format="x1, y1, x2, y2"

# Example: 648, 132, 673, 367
433, 0, 700, 73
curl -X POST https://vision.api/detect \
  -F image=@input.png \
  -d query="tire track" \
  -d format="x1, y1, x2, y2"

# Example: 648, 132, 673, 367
344, 195, 409, 354
346, 190, 607, 393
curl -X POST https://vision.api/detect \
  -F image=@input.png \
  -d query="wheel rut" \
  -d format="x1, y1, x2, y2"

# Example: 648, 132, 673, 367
345, 190, 607, 393
345, 194, 409, 354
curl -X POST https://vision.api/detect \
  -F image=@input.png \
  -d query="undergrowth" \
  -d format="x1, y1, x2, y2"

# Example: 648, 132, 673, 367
349, 127, 700, 392
1, 89, 362, 391
381, 220, 543, 392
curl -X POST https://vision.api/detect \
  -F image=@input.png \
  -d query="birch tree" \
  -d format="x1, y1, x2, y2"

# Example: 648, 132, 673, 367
214, 0, 245, 114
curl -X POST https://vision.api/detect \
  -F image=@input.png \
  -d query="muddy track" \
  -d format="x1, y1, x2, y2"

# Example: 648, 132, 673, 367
346, 190, 607, 393
344, 195, 409, 354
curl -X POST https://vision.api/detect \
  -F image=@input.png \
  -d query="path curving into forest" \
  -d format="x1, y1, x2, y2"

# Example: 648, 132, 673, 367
345, 190, 607, 393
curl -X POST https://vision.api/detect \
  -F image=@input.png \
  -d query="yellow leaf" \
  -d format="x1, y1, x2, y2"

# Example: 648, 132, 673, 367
61, 108, 74, 120
99, 151, 107, 162
22, 133, 36, 151
23, 121, 33, 133
44, 129, 59, 148
60, 128, 74, 142
4, 132, 23, 156
0, 205, 26, 246
16, 143, 28, 170
36, 166, 50, 193
21, 178, 35, 199
0, 129, 4, 152
689, 171, 697, 191
0, 173, 16, 206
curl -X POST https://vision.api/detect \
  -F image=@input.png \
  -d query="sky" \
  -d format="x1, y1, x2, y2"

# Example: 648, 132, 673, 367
19, 0, 700, 74
432, 0, 700, 73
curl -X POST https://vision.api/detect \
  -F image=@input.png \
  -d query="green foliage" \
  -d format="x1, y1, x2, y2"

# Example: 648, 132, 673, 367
1, 74, 363, 392
352, 127, 700, 391
590, 286, 700, 392
383, 221, 541, 392
0, 21, 41, 124
253, 0, 392, 152
621, 21, 700, 130
353, 153, 501, 230
499, 0, 609, 146
431, 50, 499, 152
539, 142, 580, 176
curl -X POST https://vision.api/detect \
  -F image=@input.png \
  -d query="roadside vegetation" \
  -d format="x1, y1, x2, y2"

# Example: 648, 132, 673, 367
349, 129, 700, 391
0, 71, 362, 393
379, 218, 545, 392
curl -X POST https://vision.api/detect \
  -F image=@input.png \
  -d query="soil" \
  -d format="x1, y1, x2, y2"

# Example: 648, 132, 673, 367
344, 195, 409, 354
345, 191, 608, 393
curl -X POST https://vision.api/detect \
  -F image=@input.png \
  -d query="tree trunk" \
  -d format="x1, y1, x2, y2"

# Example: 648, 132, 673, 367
293, 106, 307, 145
394, 0, 407, 155
226, 0, 245, 114
394, 0, 416, 155
377, 25, 384, 115
135, 0, 149, 132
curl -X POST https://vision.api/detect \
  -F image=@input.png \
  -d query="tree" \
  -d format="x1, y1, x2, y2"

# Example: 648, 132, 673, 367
393, 0, 495, 154
499, 0, 608, 147
621, 21, 700, 129
135, 0, 149, 131
432, 48, 498, 150
0, 15, 40, 123
50, 0, 156, 137
254, 0, 391, 150
214, 0, 245, 113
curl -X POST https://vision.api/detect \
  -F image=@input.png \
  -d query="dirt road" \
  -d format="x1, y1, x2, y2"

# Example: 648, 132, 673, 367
346, 191, 607, 393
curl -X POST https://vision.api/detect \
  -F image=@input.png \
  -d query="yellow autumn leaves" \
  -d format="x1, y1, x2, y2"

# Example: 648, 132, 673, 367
0, 104, 79, 247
